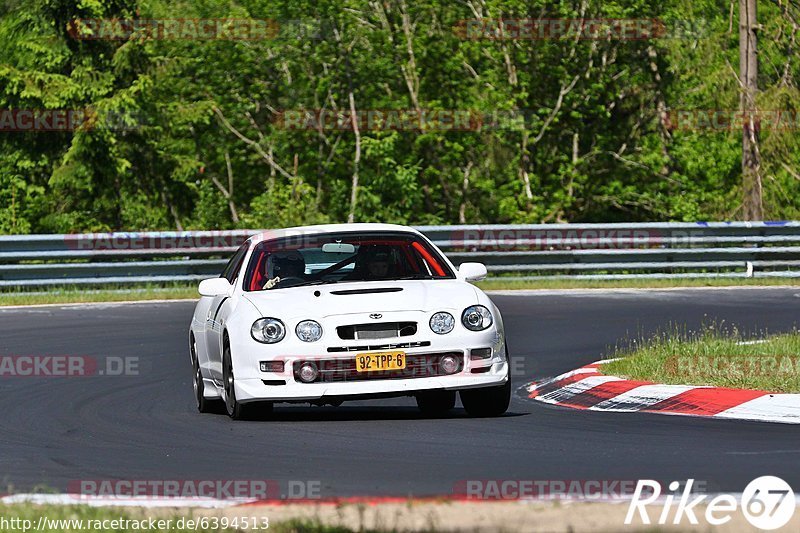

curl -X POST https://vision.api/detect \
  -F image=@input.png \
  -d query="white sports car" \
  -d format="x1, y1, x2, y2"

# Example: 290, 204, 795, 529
189, 223, 510, 419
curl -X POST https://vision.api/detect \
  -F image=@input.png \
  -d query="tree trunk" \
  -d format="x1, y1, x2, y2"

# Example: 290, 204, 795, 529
740, 0, 763, 220
458, 161, 473, 224
347, 90, 361, 223
224, 150, 239, 224
520, 130, 533, 206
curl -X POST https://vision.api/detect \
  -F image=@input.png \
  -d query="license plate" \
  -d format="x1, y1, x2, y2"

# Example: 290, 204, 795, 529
355, 351, 406, 372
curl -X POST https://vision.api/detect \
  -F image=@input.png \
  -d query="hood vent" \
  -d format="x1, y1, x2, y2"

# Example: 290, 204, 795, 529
330, 287, 403, 295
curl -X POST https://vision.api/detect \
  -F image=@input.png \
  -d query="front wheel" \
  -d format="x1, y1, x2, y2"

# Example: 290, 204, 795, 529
460, 377, 511, 417
222, 341, 273, 420
191, 334, 220, 413
223, 342, 251, 419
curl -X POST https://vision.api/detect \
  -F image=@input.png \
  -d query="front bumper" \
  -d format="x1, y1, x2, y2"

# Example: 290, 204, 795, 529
234, 359, 509, 403
229, 309, 507, 403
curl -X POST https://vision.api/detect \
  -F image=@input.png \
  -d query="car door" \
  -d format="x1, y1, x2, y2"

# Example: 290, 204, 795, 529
205, 243, 249, 383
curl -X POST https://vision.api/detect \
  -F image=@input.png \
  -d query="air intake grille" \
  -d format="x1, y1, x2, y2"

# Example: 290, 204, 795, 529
337, 322, 417, 340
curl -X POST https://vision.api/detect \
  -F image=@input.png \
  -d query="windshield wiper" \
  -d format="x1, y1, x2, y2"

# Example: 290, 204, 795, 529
294, 275, 439, 287
293, 278, 341, 287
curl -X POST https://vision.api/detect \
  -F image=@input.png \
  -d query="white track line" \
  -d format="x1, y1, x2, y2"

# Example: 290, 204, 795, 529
487, 286, 800, 296
5, 492, 800, 508
0, 493, 247, 508
0, 298, 198, 310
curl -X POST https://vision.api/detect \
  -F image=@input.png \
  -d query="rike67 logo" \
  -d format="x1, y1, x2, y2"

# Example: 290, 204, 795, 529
625, 477, 795, 530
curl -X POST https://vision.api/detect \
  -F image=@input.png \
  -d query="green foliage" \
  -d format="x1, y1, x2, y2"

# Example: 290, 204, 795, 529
241, 180, 330, 229
0, 0, 798, 232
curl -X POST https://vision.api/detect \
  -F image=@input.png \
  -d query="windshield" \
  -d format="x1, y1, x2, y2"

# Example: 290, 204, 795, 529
242, 231, 455, 291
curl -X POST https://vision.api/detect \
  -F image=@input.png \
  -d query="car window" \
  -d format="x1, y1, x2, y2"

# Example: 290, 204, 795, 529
220, 243, 249, 283
243, 231, 454, 291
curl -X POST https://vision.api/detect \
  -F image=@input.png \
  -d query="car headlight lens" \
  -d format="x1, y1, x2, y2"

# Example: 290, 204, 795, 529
296, 320, 323, 342
251, 318, 286, 343
462, 305, 493, 331
429, 312, 455, 334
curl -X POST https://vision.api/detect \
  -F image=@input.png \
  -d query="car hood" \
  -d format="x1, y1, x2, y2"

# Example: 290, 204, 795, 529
243, 279, 480, 319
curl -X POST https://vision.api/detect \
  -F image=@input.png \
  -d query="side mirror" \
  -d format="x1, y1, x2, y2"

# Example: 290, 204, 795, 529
458, 262, 487, 282
198, 278, 233, 297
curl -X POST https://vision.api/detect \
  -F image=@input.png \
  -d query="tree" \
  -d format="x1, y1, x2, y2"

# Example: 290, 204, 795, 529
740, 0, 762, 220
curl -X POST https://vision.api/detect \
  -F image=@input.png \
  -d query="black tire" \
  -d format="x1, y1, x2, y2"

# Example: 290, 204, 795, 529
191, 334, 220, 413
416, 390, 456, 416
222, 340, 274, 420
460, 377, 511, 417
222, 340, 252, 420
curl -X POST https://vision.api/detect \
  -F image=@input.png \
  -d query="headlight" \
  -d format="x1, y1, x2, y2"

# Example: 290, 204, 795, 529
429, 312, 455, 334
296, 320, 323, 342
461, 305, 493, 331
251, 318, 286, 343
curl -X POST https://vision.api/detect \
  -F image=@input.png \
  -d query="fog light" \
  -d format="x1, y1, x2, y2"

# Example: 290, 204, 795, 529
297, 362, 319, 383
440, 355, 459, 375
470, 348, 492, 360
260, 360, 285, 373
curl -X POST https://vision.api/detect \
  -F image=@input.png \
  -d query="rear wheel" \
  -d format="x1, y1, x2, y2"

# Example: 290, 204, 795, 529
460, 378, 511, 418
416, 390, 456, 416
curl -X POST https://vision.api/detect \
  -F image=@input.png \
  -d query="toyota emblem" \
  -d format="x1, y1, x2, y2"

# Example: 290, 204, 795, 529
369, 313, 382, 319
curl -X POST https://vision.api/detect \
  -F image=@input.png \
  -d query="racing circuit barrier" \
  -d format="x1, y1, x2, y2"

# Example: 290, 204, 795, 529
1, 222, 800, 287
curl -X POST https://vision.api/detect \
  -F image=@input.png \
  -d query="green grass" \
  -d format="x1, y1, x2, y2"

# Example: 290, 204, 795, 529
0, 284, 198, 306
0, 503, 383, 533
603, 327, 800, 393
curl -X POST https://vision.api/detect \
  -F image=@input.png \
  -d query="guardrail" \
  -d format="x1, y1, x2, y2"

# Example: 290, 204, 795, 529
1, 222, 800, 287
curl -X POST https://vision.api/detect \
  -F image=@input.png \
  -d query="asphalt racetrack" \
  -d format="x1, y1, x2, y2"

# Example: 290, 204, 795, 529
1, 287, 799, 498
